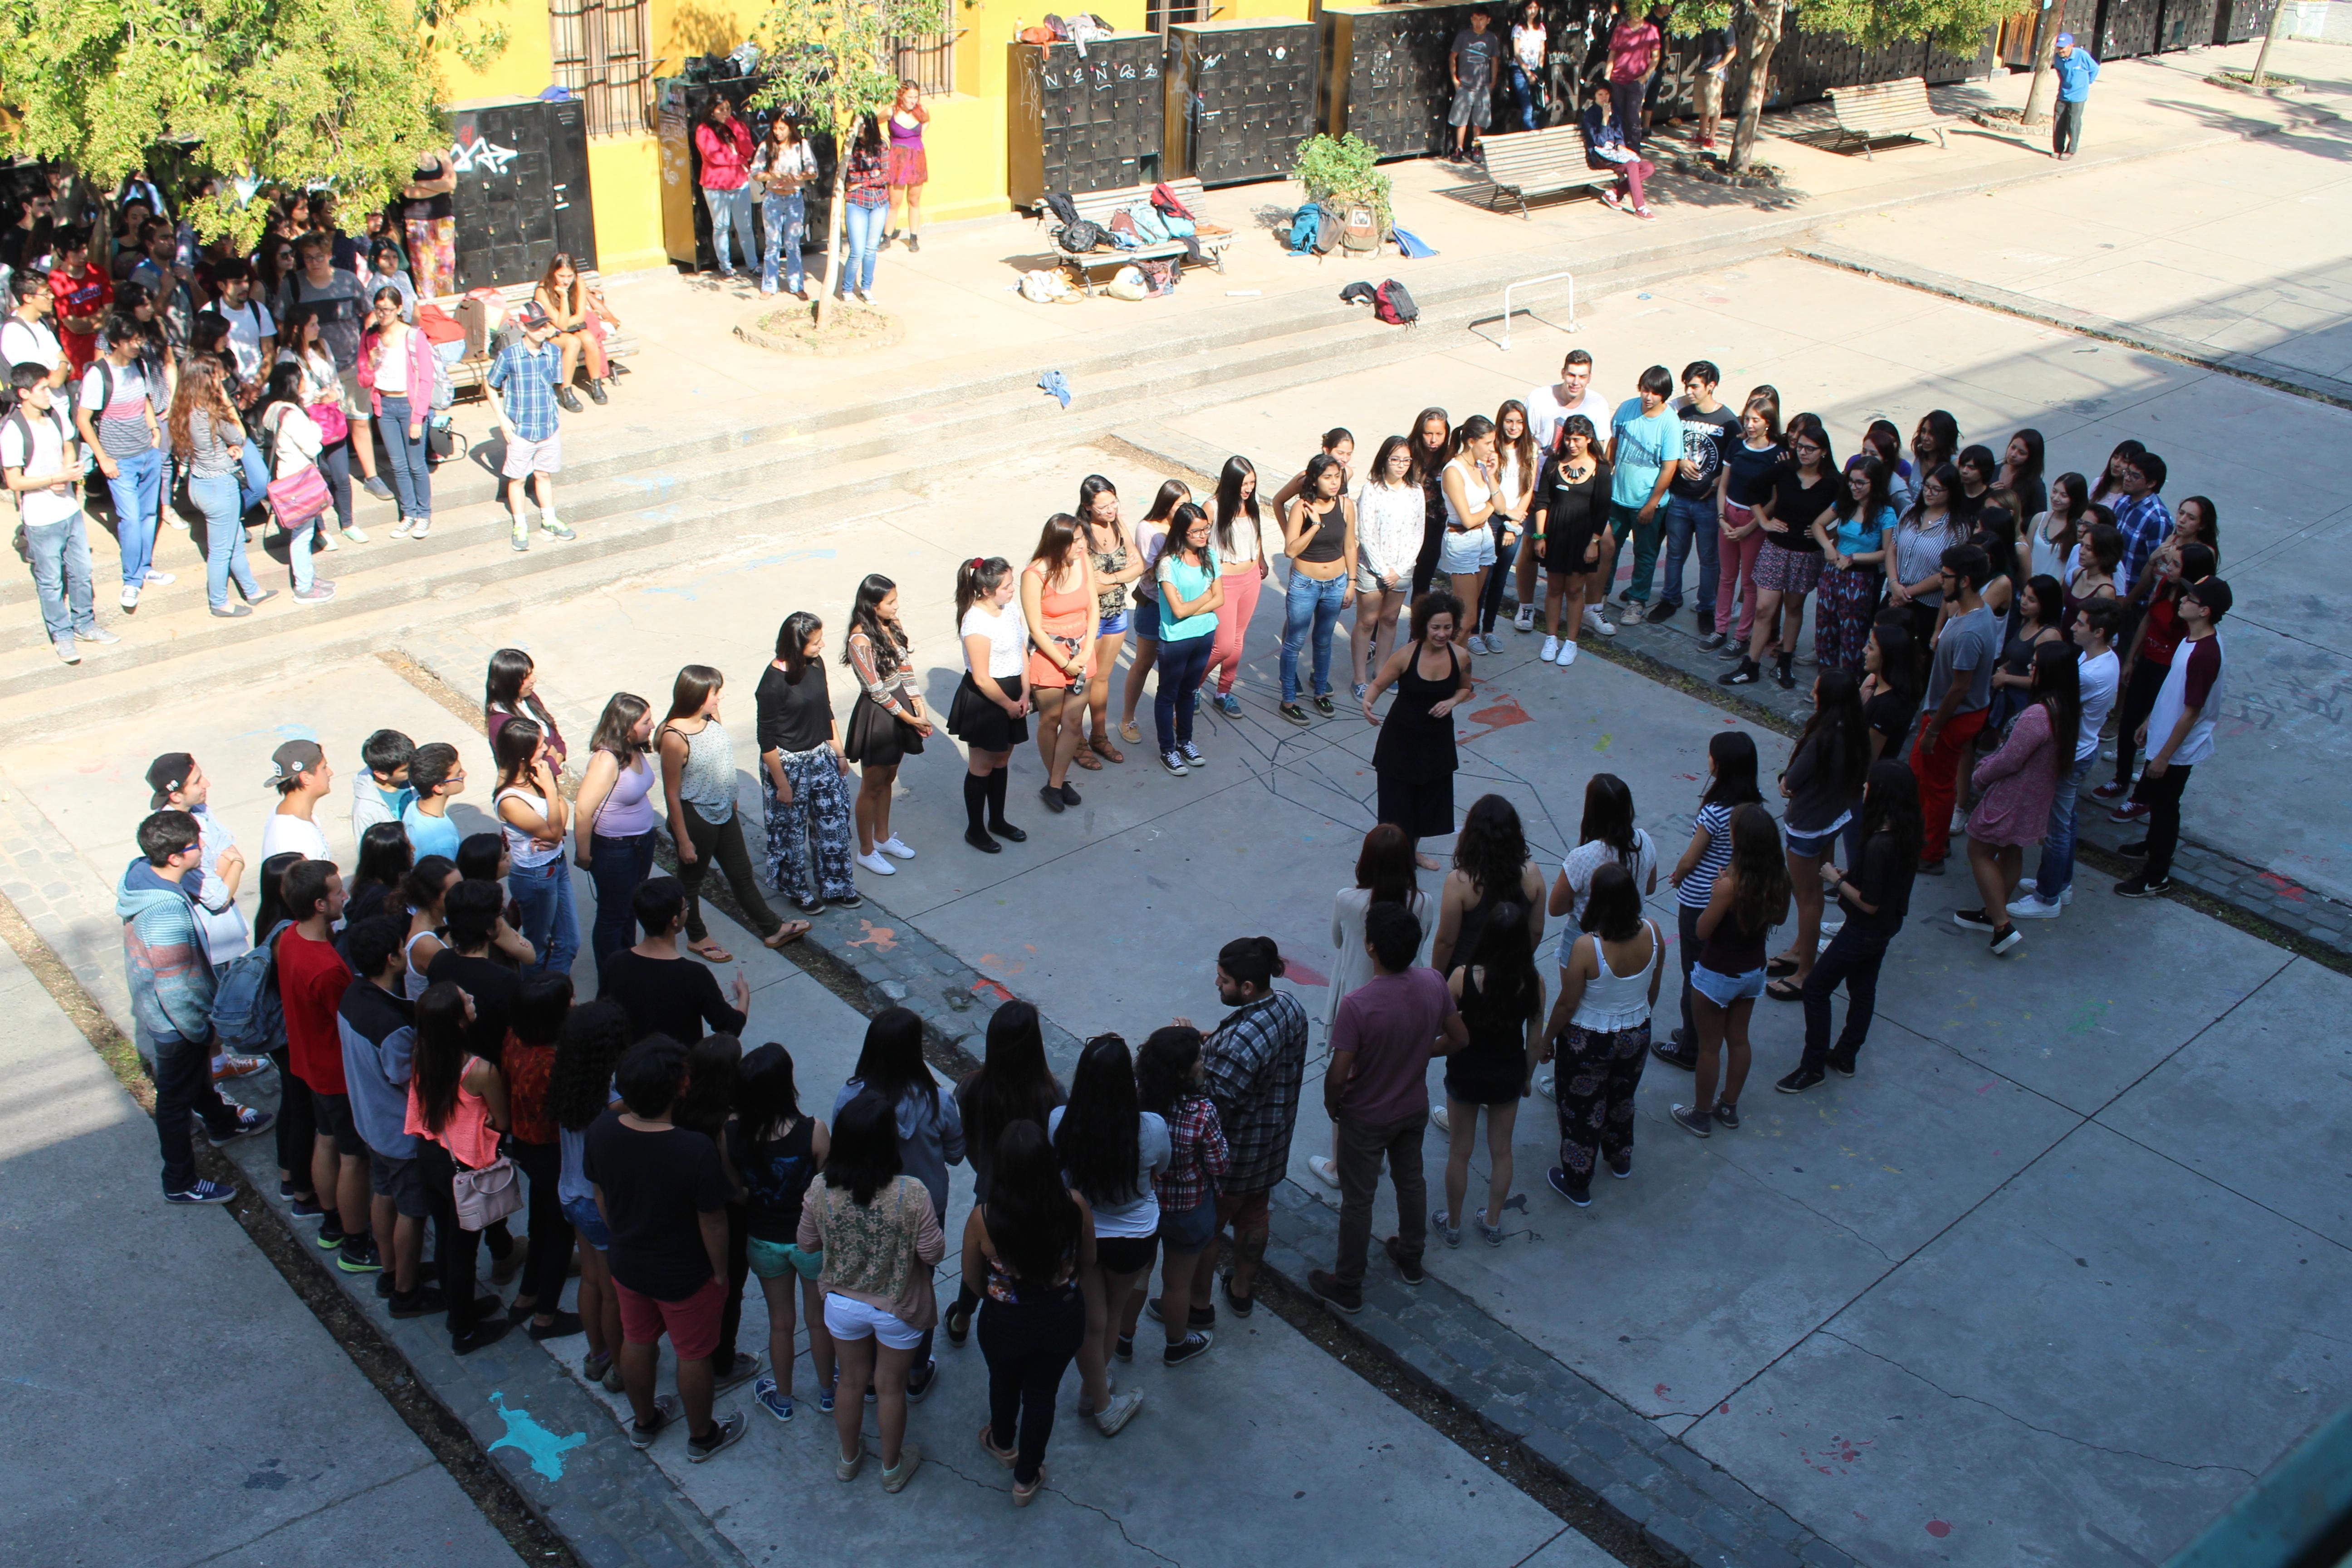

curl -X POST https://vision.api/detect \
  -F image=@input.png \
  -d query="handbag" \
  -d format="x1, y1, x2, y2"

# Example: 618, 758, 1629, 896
451, 1153, 525, 1231
307, 400, 350, 445
266, 466, 332, 530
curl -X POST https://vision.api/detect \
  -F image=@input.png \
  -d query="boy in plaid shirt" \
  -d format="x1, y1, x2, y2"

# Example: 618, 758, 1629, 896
485, 303, 573, 551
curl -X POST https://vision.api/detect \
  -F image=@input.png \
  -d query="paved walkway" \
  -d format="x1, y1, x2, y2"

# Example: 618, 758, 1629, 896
0, 939, 524, 1568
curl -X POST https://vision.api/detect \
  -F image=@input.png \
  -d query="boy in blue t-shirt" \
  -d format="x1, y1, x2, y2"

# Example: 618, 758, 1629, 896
1604, 365, 1681, 610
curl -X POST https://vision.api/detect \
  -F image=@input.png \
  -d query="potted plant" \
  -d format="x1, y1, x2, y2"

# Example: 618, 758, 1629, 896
1292, 132, 1392, 249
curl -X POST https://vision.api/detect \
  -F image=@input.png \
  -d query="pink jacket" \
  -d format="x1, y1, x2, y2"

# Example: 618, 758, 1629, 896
695, 118, 755, 190
358, 323, 436, 421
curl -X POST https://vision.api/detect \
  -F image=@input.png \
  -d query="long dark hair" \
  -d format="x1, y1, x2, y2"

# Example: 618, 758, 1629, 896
959, 1000, 1062, 1162
2091, 437, 2146, 504
590, 692, 652, 757
1409, 407, 1452, 485
1077, 473, 1119, 526
254, 850, 307, 944
552, 998, 629, 1132
985, 1120, 1080, 1289
1354, 823, 1419, 909
2031, 641, 2082, 778
353, 821, 413, 897
485, 647, 556, 734
510, 970, 573, 1049
1459, 899, 1541, 1023
1030, 512, 1084, 577
1367, 433, 1415, 491
1700, 730, 1764, 810
1793, 670, 1869, 808
736, 1043, 804, 1139
2021, 573, 2066, 633
1162, 501, 1210, 572
674, 1033, 743, 1138
2002, 427, 2045, 505
954, 556, 1013, 630
1583, 861, 1643, 941
850, 1006, 936, 1117
823, 1090, 903, 1205
1213, 455, 1260, 559
1141, 479, 1191, 527
662, 664, 722, 726
844, 573, 909, 675
1054, 1034, 1143, 1207
1913, 409, 1960, 474
1725, 804, 1793, 936
774, 611, 823, 680
1134, 1025, 1205, 1118
1576, 774, 1639, 869
1903, 462, 1965, 535
492, 715, 545, 795
1834, 456, 1890, 526
2044, 471, 2091, 556
1868, 621, 1918, 708
1454, 794, 1528, 900
1858, 759, 1923, 872
411, 981, 474, 1136
1495, 398, 1536, 480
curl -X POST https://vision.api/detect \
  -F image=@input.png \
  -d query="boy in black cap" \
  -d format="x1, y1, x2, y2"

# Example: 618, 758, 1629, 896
259, 740, 334, 864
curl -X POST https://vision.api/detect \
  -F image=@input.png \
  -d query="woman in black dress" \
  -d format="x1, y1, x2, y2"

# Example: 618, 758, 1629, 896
1530, 415, 1608, 668
1363, 589, 1473, 869
1408, 407, 1452, 600
1434, 899, 1543, 1248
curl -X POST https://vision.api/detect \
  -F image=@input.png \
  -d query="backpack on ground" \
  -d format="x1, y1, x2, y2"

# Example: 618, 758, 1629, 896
1339, 205, 1378, 252
1373, 279, 1419, 326
211, 921, 290, 1054
1136, 258, 1180, 297
1286, 202, 1328, 254
1019, 268, 1077, 304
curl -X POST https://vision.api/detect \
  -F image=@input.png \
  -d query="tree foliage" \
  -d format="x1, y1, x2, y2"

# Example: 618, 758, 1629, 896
1799, 0, 2014, 47
0, 0, 506, 248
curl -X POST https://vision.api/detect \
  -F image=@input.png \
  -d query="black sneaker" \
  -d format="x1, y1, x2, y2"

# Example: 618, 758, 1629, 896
1312, 693, 1337, 716
1162, 1332, 1214, 1367
1826, 1052, 1857, 1077
906, 1358, 939, 1402
1670, 1102, 1711, 1138
1952, 908, 1995, 932
1718, 660, 1760, 686
387, 1284, 449, 1317
1144, 1296, 1216, 1330
1774, 659, 1795, 690
336, 1237, 384, 1274
944, 1301, 972, 1346
1307, 1269, 1362, 1314
1651, 1039, 1697, 1071
1220, 1273, 1255, 1317
2115, 874, 2171, 898
1546, 1166, 1592, 1207
450, 1319, 514, 1356
1058, 781, 1082, 807
1989, 924, 2024, 956
1699, 631, 1727, 651
1714, 1101, 1740, 1131
1384, 1235, 1424, 1285
2117, 839, 2148, 857
793, 893, 825, 914
829, 892, 863, 909
1645, 601, 1677, 624
688, 1410, 749, 1463
1607, 1153, 1632, 1179
1038, 784, 1066, 814
1280, 702, 1313, 725
1114, 1332, 1134, 1363
1777, 1066, 1826, 1094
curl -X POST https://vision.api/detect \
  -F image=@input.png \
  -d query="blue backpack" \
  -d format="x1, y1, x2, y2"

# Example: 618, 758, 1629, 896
1287, 203, 1324, 254
211, 921, 290, 1054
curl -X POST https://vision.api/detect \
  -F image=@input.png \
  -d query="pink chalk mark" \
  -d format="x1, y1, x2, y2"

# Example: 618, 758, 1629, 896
1926, 1520, 1952, 1539
1284, 959, 1330, 987
2256, 871, 2309, 903
1719, 1401, 1731, 1415
1654, 1382, 1671, 1400
970, 977, 1014, 1005
848, 921, 898, 952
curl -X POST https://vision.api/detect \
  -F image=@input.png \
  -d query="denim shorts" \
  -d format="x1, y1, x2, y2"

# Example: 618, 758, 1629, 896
562, 1192, 612, 1251
1438, 526, 1497, 574
1100, 608, 1130, 637
1690, 963, 1766, 1007
1784, 813, 1849, 860
1159, 1190, 1217, 1254
1131, 593, 1161, 641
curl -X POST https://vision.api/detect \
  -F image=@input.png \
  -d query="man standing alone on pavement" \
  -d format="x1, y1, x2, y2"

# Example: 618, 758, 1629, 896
1448, 9, 1502, 164
2053, 34, 2099, 161
1310, 904, 1466, 1315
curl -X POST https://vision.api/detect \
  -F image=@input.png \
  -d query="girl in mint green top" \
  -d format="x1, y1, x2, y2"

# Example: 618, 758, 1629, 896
1152, 503, 1225, 769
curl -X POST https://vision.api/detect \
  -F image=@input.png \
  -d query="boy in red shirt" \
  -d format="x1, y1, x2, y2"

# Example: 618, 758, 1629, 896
277, 858, 376, 1269
47, 235, 112, 377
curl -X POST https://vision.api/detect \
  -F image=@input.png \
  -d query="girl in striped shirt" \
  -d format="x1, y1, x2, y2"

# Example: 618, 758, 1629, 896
1659, 731, 1763, 1069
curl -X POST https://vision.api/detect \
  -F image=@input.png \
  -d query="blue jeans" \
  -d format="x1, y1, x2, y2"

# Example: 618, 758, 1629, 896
761, 192, 806, 292
1659, 493, 1719, 617
586, 830, 657, 971
283, 507, 324, 593
318, 435, 354, 534
703, 185, 756, 275
1280, 570, 1347, 701
24, 514, 97, 643
1509, 64, 1540, 131
189, 473, 262, 611
375, 396, 431, 522
2034, 753, 2096, 900
842, 200, 887, 294
1154, 634, 1215, 755
508, 857, 579, 980
103, 445, 165, 586
1477, 524, 1519, 634
240, 438, 270, 512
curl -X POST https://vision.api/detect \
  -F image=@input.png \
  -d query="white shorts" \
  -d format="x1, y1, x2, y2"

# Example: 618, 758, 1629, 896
1439, 526, 1497, 575
501, 432, 562, 478
823, 1291, 924, 1349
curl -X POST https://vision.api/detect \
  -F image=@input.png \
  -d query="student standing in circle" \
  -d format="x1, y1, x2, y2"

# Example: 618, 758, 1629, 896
1476, 400, 1535, 649
1811, 456, 1896, 674
1530, 414, 1608, 667
492, 716, 579, 980
757, 612, 860, 915
840, 574, 930, 876
1779, 760, 1921, 1093
1204, 456, 1268, 719
1408, 407, 1452, 599
1710, 395, 1780, 655
1439, 414, 1501, 653
1658, 730, 1763, 1070
1130, 1025, 1225, 1366
949, 557, 1031, 853
1117, 479, 1187, 745
1958, 642, 2078, 958
1672, 804, 1790, 1137
963, 1120, 1091, 1503
1722, 414, 1835, 689
1051, 1036, 1162, 1438
1080, 478, 1145, 764
1540, 862, 1661, 1204
1351, 435, 1425, 698
1020, 514, 1099, 816
1765, 672, 1867, 1002
1433, 901, 1542, 1247
1155, 503, 1225, 774
657, 666, 807, 961
1364, 592, 1473, 869
749, 117, 817, 300
1277, 457, 1355, 726
574, 694, 660, 971
724, 1043, 833, 1423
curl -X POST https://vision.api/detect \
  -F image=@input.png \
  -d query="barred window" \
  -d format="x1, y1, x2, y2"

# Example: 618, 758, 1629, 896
1146, 0, 1205, 32
549, 0, 654, 137
892, 31, 959, 96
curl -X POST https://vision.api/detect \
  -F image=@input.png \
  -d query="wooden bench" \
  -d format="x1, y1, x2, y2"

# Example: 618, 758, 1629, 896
436, 271, 639, 394
1474, 126, 1619, 218
1825, 77, 1957, 159
1039, 178, 1233, 297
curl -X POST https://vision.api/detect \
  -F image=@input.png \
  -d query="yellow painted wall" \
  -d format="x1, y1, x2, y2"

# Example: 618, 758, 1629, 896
434, 0, 1321, 258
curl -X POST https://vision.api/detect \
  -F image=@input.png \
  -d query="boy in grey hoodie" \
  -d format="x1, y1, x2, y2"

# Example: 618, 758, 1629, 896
119, 810, 272, 1201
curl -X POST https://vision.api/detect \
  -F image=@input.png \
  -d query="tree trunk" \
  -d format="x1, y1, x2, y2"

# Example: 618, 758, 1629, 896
1730, 0, 1786, 173
818, 123, 852, 329
2022, 0, 2064, 126
2251, 0, 2290, 87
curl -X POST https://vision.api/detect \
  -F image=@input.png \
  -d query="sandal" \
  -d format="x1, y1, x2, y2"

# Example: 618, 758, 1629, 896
1072, 747, 1103, 770
1764, 955, 1798, 978
764, 920, 812, 949
1090, 734, 1125, 765
689, 939, 734, 964
1764, 976, 1805, 1002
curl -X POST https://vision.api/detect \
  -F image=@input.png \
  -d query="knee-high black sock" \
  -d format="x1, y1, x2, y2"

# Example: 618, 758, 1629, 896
986, 765, 1011, 828
963, 772, 989, 834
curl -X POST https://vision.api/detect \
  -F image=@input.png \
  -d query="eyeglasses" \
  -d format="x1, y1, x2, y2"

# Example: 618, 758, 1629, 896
1794, 441, 1824, 454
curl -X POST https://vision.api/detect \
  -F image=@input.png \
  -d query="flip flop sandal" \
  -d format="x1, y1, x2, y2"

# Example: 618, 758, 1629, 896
1072, 747, 1103, 770
1764, 977, 1805, 1002
689, 941, 734, 964
1764, 955, 1798, 978
1091, 735, 1125, 764
764, 921, 811, 948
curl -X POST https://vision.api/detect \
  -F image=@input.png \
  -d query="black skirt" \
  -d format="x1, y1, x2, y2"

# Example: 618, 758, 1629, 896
1377, 769, 1455, 841
843, 692, 925, 768
947, 671, 1029, 752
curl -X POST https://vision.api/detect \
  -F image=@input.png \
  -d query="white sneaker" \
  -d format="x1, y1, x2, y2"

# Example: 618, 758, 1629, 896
143, 570, 175, 586
2007, 892, 2064, 920
854, 850, 896, 876
1556, 641, 1578, 666
878, 836, 916, 861
1513, 604, 1536, 632
1430, 1103, 1450, 1133
1539, 635, 1561, 662
1308, 1155, 1340, 1188
167, 512, 189, 530
342, 524, 370, 544
119, 583, 140, 610
409, 517, 430, 539
1534, 1069, 1555, 1099
391, 517, 416, 539
1583, 605, 1616, 638
318, 527, 340, 552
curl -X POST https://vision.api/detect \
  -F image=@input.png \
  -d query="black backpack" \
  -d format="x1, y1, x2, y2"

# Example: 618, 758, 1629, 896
1373, 279, 1419, 327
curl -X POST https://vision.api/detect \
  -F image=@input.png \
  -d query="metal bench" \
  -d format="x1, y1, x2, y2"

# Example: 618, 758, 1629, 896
1473, 126, 1620, 218
1824, 77, 1957, 158
437, 271, 638, 393
1041, 177, 1233, 296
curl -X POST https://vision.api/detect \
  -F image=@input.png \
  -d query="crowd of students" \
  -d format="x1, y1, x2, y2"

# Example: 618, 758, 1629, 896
3, 166, 627, 662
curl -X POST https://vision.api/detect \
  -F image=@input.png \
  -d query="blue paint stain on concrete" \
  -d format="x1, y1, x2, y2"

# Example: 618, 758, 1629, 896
485, 1391, 587, 1482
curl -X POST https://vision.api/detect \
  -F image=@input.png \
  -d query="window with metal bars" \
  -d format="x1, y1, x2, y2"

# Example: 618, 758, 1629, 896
1145, 0, 1205, 31
548, 0, 654, 137
891, 31, 958, 95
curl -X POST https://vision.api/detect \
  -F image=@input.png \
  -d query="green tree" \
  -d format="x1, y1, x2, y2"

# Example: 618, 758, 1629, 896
0, 0, 506, 250
751, 0, 946, 325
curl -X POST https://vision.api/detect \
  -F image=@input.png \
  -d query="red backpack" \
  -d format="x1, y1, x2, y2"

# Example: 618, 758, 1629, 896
1372, 279, 1419, 327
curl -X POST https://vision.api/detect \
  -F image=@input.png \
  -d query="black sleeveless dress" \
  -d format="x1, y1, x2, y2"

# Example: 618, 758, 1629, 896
1445, 965, 1531, 1106
1372, 643, 1460, 839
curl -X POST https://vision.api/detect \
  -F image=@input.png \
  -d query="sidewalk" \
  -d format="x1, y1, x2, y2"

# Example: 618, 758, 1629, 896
0, 937, 524, 1568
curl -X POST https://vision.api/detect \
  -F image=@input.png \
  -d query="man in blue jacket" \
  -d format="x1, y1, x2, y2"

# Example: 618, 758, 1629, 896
2053, 34, 2100, 161
120, 810, 273, 1202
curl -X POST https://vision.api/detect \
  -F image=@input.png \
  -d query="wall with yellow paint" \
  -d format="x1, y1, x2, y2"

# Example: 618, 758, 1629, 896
433, 0, 1322, 264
